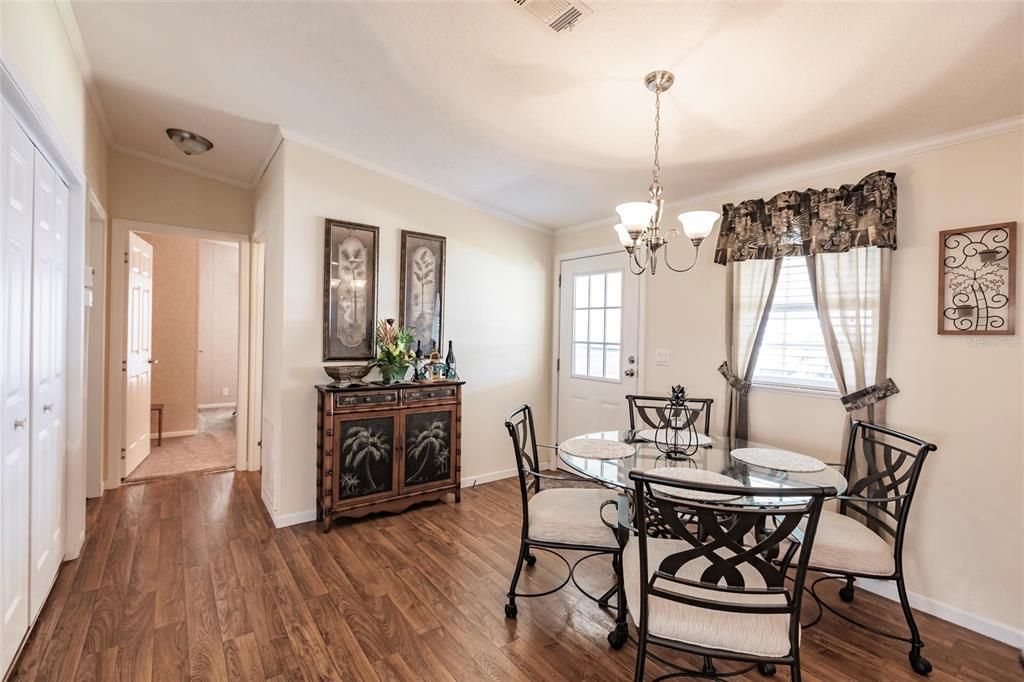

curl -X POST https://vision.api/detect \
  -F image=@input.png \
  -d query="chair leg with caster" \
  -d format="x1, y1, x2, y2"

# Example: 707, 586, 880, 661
505, 542, 527, 619
897, 577, 932, 675
839, 576, 856, 603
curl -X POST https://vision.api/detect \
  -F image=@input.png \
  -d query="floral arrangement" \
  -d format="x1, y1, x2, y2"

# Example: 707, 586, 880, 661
369, 318, 415, 384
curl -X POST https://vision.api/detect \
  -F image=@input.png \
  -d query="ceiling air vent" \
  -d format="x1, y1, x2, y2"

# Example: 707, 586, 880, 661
513, 0, 592, 32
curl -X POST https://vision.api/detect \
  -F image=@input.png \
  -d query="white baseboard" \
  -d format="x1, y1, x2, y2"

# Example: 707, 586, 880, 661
858, 578, 1023, 648
151, 429, 198, 439
199, 402, 236, 410
461, 466, 519, 488
269, 507, 317, 529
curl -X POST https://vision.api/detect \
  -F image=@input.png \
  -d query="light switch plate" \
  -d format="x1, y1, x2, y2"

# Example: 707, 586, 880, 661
655, 349, 670, 366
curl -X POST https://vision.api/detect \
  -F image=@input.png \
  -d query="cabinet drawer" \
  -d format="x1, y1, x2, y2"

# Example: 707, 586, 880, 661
335, 390, 399, 409
403, 386, 457, 404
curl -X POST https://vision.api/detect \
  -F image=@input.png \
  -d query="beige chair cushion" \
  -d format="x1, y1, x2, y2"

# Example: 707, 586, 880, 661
623, 537, 793, 659
804, 510, 895, 577
527, 488, 618, 549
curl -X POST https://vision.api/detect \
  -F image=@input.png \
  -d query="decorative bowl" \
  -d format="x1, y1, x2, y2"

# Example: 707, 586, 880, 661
323, 364, 372, 385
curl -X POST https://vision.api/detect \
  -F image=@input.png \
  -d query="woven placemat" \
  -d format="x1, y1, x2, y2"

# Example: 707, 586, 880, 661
646, 467, 742, 501
559, 437, 634, 460
635, 429, 711, 447
730, 448, 826, 473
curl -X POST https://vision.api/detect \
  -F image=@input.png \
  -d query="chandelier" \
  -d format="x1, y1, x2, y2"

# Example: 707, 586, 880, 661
613, 70, 719, 275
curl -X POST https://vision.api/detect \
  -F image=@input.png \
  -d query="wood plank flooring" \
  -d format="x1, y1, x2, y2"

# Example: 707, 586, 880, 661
9, 471, 1020, 681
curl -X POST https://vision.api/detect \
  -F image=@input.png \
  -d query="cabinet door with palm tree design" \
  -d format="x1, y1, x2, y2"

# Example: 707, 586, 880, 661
401, 407, 456, 490
334, 413, 398, 502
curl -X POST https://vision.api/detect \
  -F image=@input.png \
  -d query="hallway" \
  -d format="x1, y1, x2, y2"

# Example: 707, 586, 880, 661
125, 408, 235, 482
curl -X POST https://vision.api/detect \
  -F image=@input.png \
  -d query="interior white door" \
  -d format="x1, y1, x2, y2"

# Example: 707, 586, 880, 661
124, 233, 154, 477
557, 252, 641, 443
1, 109, 35, 673
29, 149, 68, 619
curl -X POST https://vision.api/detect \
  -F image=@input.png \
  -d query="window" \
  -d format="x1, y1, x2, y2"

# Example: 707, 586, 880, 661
752, 258, 836, 392
571, 270, 622, 381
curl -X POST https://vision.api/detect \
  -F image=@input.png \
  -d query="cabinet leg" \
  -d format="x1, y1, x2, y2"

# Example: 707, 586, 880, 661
321, 517, 332, 533
454, 486, 462, 503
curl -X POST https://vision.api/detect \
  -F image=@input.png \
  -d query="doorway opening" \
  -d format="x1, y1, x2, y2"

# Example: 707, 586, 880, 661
104, 220, 254, 486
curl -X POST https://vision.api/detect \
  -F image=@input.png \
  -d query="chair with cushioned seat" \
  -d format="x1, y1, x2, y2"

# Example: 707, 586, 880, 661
503, 404, 623, 629
626, 469, 832, 681
803, 420, 938, 676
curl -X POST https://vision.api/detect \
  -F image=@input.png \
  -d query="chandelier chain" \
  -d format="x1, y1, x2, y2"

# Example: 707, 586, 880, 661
652, 88, 661, 187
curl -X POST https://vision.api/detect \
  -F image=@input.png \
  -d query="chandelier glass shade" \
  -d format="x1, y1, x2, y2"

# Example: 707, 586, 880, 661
614, 71, 720, 275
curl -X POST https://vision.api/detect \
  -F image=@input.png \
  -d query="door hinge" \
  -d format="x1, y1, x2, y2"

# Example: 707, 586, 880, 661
123, 251, 129, 264
556, 358, 560, 372
120, 448, 126, 460
558, 274, 562, 287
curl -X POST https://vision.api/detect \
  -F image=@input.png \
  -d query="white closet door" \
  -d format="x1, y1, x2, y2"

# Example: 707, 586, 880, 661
29, 149, 67, 619
1, 110, 34, 673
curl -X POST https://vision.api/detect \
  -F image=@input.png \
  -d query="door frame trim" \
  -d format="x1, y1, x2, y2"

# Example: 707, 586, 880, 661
551, 245, 647, 468
2, 54, 90, 561
106, 219, 254, 489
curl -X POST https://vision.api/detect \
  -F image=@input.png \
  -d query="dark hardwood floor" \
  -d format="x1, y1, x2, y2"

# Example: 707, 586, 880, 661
9, 471, 1019, 681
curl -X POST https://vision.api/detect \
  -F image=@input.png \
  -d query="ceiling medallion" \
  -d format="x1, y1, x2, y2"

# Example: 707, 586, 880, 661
613, 70, 719, 275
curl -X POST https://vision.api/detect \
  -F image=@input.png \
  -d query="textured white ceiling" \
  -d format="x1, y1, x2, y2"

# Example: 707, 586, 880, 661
72, 1, 1023, 228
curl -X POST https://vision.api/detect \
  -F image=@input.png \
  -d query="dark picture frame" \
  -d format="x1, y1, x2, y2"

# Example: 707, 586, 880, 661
937, 221, 1016, 335
399, 230, 446, 353
324, 218, 379, 360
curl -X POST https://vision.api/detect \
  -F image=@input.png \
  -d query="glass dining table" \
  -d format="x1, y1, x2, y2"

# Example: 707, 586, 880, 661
557, 429, 848, 646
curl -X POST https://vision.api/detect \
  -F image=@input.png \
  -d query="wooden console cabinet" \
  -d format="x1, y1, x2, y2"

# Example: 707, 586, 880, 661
315, 381, 463, 532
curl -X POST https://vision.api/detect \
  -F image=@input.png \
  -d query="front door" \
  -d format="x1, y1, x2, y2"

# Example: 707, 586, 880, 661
557, 252, 641, 443
124, 232, 154, 477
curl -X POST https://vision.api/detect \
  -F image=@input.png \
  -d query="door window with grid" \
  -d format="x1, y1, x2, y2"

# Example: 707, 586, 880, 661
753, 257, 837, 391
572, 271, 622, 381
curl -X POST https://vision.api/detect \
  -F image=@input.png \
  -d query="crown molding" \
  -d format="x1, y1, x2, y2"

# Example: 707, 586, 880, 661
250, 128, 284, 187
279, 128, 553, 236
55, 0, 113, 144
111, 144, 252, 190
557, 114, 1024, 235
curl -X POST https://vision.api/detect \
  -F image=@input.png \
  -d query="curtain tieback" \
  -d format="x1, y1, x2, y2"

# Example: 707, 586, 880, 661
718, 361, 752, 396
840, 378, 900, 413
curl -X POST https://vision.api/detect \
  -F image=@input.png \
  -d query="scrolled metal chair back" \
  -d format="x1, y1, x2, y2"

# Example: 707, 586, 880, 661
841, 421, 937, 551
630, 470, 832, 653
504, 405, 543, 527
627, 394, 713, 435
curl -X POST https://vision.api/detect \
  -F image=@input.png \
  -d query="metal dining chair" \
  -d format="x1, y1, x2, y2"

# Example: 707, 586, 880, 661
802, 420, 938, 675
626, 394, 714, 435
625, 469, 833, 681
502, 405, 624, 628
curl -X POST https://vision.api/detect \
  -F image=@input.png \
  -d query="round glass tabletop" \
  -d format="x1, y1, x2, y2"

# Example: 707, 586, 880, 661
558, 430, 847, 505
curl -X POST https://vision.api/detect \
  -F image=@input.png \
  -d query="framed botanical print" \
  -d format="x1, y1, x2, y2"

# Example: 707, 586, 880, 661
938, 222, 1016, 335
324, 219, 379, 360
399, 230, 446, 353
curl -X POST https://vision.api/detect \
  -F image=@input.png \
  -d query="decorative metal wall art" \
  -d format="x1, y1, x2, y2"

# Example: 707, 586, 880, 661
399, 230, 446, 353
324, 219, 379, 360
938, 222, 1016, 335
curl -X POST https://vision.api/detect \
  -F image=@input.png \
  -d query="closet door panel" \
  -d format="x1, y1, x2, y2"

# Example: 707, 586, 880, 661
1, 111, 34, 673
29, 150, 66, 620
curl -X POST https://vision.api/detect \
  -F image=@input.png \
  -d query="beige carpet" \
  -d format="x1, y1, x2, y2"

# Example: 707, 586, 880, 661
126, 407, 236, 482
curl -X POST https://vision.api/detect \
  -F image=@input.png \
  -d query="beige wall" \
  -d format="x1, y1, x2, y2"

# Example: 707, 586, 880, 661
145, 233, 199, 434
256, 140, 553, 520
197, 240, 240, 406
107, 150, 253, 234
555, 130, 1024, 636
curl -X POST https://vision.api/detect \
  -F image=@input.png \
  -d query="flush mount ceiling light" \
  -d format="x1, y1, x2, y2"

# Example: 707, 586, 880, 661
166, 128, 214, 156
613, 70, 720, 276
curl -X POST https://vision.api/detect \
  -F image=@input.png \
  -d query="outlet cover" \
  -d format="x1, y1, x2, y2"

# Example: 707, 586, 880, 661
655, 349, 670, 366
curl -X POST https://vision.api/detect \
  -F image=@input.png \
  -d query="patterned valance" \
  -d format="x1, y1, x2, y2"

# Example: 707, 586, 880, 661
714, 170, 897, 265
